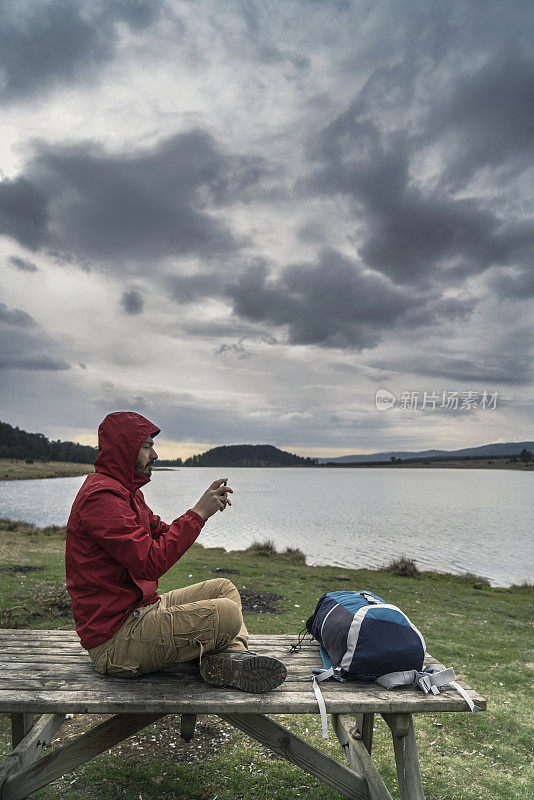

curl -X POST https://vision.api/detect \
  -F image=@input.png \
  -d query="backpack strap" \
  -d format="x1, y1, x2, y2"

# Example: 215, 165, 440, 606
289, 627, 312, 653
376, 665, 481, 713
311, 667, 344, 739
312, 675, 330, 739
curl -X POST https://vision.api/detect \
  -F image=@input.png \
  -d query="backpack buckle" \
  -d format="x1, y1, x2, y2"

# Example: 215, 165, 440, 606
417, 674, 432, 694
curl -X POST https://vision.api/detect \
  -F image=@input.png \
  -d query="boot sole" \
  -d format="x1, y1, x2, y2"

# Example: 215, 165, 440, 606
200, 654, 287, 693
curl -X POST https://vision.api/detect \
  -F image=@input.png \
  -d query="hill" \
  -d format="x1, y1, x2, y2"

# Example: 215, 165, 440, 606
181, 444, 318, 467
2, 417, 531, 470
317, 441, 534, 464
0, 420, 97, 464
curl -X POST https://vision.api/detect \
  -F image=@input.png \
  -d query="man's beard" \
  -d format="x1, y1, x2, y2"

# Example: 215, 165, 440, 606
135, 458, 153, 475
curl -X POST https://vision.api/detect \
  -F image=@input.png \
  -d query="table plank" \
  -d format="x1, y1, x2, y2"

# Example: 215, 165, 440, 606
0, 684, 485, 715
0, 630, 486, 715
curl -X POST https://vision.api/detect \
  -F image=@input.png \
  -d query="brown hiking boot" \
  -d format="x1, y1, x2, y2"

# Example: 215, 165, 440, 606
199, 650, 287, 693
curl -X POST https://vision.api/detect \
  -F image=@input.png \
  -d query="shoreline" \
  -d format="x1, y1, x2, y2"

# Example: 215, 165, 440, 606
0, 518, 528, 589
1, 457, 532, 481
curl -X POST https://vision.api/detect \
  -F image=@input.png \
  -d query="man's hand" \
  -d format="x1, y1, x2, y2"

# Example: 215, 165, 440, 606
192, 478, 233, 522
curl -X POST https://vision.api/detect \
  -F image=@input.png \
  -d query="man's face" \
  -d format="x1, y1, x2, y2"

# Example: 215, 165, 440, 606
135, 436, 158, 477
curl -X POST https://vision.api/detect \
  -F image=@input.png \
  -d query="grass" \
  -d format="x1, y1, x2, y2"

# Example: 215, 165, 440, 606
244, 538, 278, 556
245, 539, 307, 563
385, 555, 420, 577
0, 459, 93, 481
0, 520, 532, 799
282, 546, 307, 563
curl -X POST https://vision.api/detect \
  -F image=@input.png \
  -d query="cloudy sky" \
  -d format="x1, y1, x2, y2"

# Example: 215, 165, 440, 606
1, 0, 533, 459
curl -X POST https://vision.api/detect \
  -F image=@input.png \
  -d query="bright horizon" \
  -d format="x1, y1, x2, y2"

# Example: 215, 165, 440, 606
5, 421, 530, 463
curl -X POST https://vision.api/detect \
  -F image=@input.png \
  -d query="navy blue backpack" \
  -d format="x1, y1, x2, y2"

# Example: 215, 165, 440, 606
295, 589, 479, 737
306, 589, 426, 680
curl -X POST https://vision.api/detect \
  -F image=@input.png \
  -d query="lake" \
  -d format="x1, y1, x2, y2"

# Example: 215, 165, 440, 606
0, 467, 532, 587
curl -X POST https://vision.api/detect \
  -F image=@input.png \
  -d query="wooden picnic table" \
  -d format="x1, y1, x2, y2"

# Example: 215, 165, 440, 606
0, 629, 485, 800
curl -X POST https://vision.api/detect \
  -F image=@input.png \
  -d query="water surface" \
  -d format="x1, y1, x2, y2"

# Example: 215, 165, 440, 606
0, 467, 532, 587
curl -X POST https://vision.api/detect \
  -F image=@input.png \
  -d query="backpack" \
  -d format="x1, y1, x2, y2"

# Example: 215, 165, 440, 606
306, 589, 426, 680
293, 589, 480, 738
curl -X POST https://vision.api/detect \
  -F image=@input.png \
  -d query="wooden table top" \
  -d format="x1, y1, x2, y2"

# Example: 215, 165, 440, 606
0, 629, 486, 715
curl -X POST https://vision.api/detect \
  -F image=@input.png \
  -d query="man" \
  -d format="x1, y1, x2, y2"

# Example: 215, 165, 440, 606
66, 411, 287, 693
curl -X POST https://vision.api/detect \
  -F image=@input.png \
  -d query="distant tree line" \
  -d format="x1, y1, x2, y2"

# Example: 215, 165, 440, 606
179, 444, 318, 467
0, 421, 98, 464
325, 450, 533, 467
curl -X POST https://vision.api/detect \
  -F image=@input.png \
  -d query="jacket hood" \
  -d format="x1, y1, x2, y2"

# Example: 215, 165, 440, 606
94, 411, 160, 492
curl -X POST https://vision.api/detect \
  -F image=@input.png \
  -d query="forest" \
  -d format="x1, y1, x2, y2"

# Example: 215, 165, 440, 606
0, 421, 98, 463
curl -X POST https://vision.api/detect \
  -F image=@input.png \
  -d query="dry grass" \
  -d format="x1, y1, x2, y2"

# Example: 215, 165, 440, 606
0, 459, 93, 481
386, 555, 420, 576
283, 547, 307, 563
0, 580, 72, 626
244, 539, 277, 556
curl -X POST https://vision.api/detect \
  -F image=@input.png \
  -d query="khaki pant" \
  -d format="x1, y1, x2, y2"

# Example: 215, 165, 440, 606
88, 578, 249, 678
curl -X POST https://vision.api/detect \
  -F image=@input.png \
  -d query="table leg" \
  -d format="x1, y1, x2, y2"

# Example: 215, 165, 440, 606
1, 713, 165, 800
355, 712, 374, 754
10, 715, 36, 749
382, 714, 424, 800
9, 715, 38, 800
220, 712, 368, 800
180, 713, 197, 742
332, 714, 393, 800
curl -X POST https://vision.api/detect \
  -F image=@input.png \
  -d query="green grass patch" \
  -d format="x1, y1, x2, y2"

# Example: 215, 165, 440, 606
0, 521, 532, 799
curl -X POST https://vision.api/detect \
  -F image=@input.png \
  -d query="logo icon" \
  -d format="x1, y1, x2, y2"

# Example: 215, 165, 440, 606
375, 389, 396, 411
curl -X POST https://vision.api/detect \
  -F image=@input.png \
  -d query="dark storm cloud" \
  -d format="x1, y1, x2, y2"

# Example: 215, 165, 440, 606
423, 52, 534, 189
227, 248, 469, 350
369, 341, 534, 386
305, 105, 534, 284
0, 0, 164, 102
120, 290, 144, 315
0, 178, 49, 250
9, 256, 38, 272
167, 271, 224, 304
398, 356, 533, 386
300, 5, 534, 287
407, 294, 474, 326
489, 266, 534, 300
14, 130, 262, 264
0, 302, 35, 327
48, 251, 92, 272
0, 304, 71, 372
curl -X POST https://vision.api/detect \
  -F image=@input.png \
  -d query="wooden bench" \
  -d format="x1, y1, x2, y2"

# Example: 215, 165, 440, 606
0, 629, 485, 800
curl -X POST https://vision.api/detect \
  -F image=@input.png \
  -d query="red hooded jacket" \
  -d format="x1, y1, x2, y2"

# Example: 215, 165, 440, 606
65, 411, 204, 649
